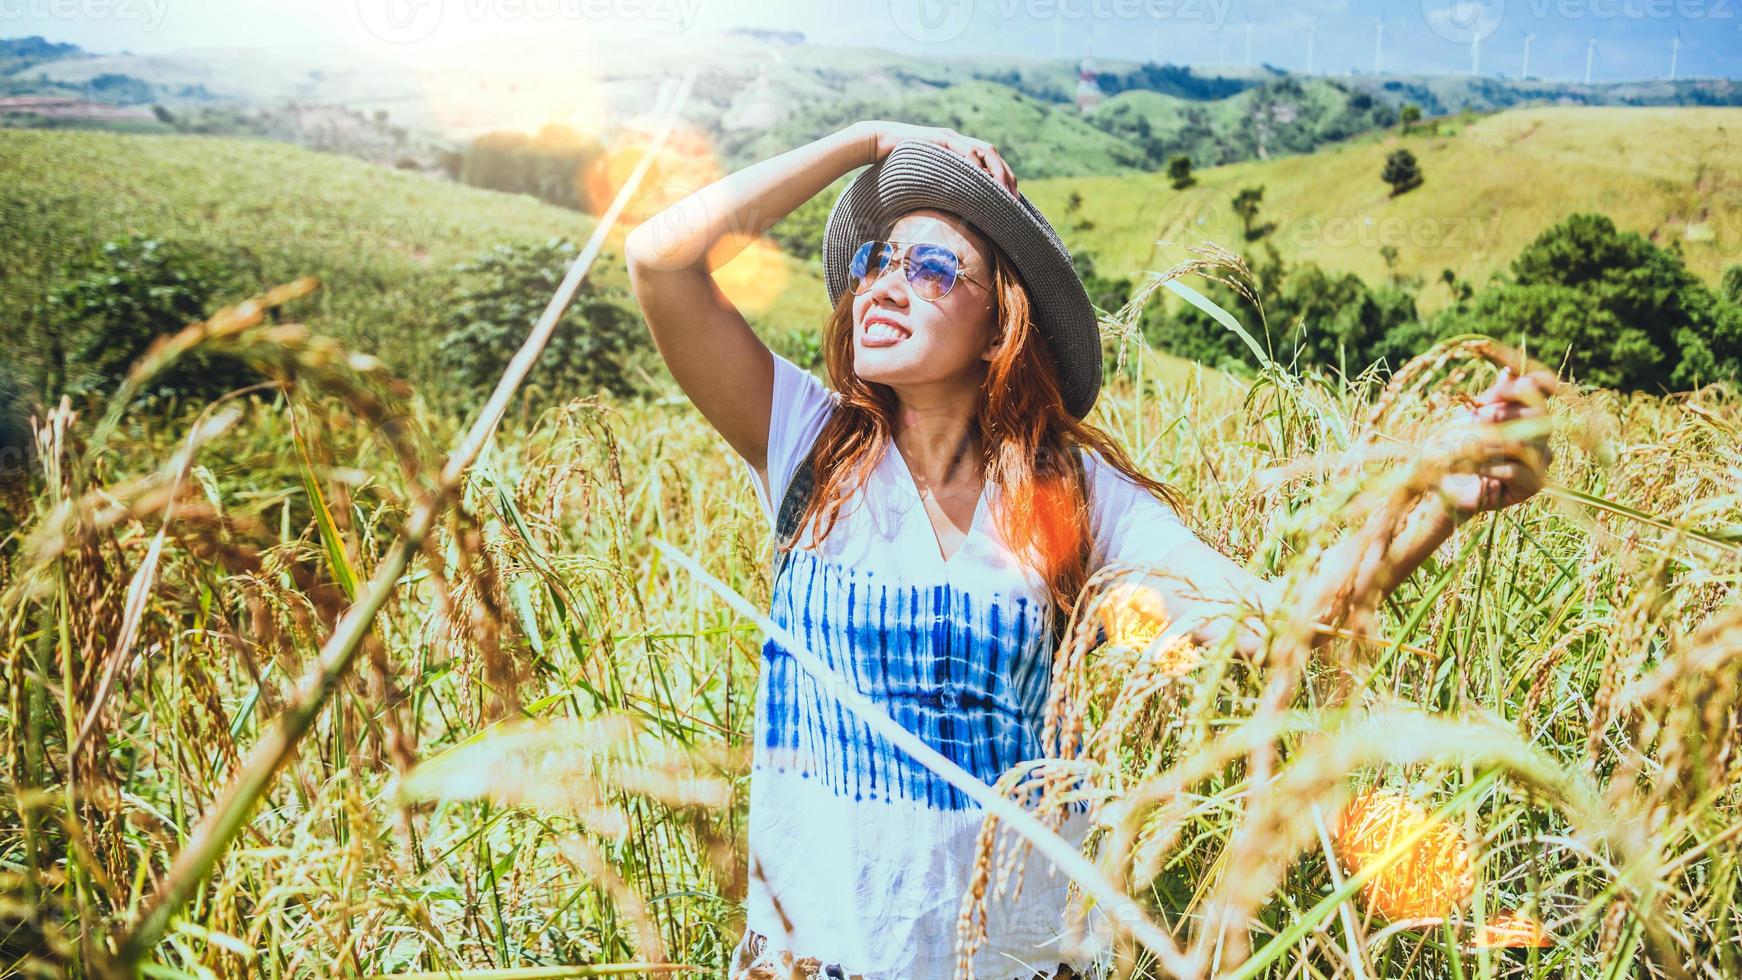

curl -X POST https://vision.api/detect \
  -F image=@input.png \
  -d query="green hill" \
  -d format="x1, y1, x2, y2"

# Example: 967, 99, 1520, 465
1029, 106, 1742, 314
1087, 77, 1396, 167
730, 79, 1150, 179
0, 130, 832, 393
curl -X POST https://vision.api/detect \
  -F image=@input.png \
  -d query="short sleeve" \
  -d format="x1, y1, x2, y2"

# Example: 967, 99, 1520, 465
1083, 448, 1198, 572
745, 350, 839, 530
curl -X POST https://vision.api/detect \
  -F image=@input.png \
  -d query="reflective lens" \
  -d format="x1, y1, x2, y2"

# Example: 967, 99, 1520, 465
905, 243, 959, 301
848, 240, 894, 293
846, 240, 964, 301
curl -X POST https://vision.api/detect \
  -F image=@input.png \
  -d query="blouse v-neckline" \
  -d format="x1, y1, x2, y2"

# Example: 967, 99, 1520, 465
885, 440, 988, 568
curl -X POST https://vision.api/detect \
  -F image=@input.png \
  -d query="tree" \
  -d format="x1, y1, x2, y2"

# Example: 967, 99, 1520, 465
1272, 263, 1419, 372
1399, 103, 1421, 134
437, 239, 652, 404
1382, 149, 1422, 196
1167, 154, 1195, 189
1232, 186, 1267, 241
1062, 190, 1094, 232
459, 125, 604, 213
1433, 213, 1742, 391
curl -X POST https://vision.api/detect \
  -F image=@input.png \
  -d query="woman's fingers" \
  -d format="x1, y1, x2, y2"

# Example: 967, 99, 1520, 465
1474, 367, 1559, 409
981, 143, 1018, 196
966, 141, 1017, 195
936, 135, 1018, 195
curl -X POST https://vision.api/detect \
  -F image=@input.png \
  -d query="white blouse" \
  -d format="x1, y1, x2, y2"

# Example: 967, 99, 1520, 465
732, 351, 1200, 980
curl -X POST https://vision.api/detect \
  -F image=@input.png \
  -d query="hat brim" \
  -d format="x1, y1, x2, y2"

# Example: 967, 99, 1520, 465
822, 140, 1102, 420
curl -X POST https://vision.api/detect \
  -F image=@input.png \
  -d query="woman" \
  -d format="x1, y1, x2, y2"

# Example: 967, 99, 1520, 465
624, 121, 1555, 980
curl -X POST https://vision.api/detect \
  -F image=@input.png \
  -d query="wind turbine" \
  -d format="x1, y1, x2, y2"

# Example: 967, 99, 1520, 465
1584, 34, 1597, 84
1304, 19, 1317, 74
1372, 19, 1385, 74
1519, 29, 1535, 79
1669, 30, 1682, 81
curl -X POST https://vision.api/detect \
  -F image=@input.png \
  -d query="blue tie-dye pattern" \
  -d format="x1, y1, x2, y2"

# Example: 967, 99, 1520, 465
756, 546, 1056, 811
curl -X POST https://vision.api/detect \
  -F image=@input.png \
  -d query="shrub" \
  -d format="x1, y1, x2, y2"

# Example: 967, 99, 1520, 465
437, 239, 651, 405
43, 234, 254, 403
770, 326, 824, 372
0, 362, 29, 483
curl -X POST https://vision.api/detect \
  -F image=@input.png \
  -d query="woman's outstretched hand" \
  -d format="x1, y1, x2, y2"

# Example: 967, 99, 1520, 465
854, 120, 1019, 197
1428, 367, 1561, 515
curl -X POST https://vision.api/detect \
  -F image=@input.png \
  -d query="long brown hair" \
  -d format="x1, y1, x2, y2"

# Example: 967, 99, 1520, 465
780, 230, 1185, 634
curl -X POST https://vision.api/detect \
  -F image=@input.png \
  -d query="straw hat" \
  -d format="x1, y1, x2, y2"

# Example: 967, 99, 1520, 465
822, 140, 1102, 419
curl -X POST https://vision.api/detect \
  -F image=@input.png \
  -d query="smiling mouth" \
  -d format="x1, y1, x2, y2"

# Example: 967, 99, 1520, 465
862, 316, 910, 345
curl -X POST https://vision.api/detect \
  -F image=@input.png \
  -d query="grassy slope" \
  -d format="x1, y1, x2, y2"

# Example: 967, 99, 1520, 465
1030, 106, 1742, 315
0, 129, 832, 390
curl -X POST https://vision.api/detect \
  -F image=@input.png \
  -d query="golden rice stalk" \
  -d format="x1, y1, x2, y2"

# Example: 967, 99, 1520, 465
1081, 580, 1203, 781
1333, 788, 1475, 921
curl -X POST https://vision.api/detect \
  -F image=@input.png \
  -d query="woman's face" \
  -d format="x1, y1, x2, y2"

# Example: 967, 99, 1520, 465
850, 209, 1001, 394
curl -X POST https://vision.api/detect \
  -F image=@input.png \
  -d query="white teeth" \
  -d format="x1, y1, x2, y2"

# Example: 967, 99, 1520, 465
866, 322, 905, 341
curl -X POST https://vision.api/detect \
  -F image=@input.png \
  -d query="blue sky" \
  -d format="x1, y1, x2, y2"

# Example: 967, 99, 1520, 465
5, 0, 1737, 81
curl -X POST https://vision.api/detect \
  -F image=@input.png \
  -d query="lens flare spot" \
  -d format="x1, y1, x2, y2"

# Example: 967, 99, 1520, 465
706, 233, 790, 315
1334, 788, 1476, 922
1473, 913, 1554, 949
584, 120, 718, 225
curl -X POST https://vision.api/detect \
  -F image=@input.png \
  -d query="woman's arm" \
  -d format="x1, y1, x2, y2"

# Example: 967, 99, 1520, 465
624, 123, 877, 472
1129, 497, 1458, 661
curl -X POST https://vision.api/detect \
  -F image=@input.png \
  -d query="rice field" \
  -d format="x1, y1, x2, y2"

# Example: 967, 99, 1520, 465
2, 227, 1741, 979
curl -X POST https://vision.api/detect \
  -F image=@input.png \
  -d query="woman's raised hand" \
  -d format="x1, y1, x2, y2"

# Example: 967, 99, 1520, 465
1429, 367, 1561, 515
856, 120, 1019, 197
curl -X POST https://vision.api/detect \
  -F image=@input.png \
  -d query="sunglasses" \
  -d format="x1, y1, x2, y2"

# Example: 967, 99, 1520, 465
847, 239, 988, 302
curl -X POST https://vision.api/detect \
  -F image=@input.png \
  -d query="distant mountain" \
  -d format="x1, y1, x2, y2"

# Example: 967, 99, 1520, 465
1343, 73, 1742, 115
2, 32, 1737, 182
0, 35, 81, 71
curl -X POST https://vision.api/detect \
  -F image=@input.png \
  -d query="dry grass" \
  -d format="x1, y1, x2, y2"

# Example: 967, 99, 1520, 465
1, 239, 1739, 980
